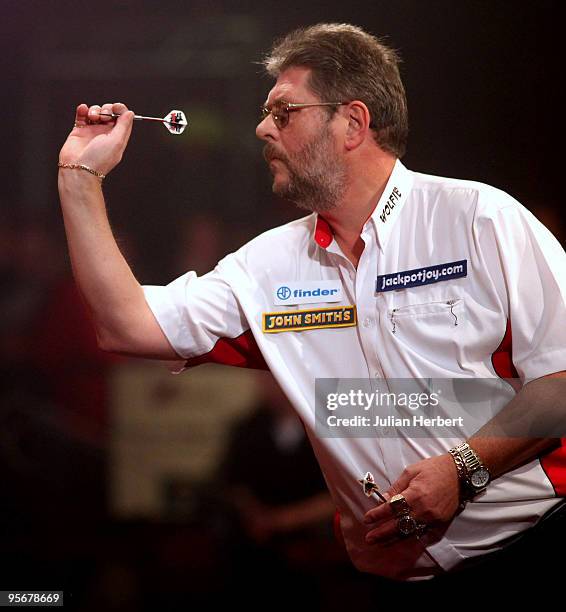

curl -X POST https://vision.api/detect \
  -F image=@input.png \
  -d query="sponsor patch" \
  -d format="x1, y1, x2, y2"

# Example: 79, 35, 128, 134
376, 260, 467, 293
273, 280, 342, 305
262, 305, 357, 333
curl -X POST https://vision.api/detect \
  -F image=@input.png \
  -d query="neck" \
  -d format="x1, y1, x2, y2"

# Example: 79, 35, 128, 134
321, 154, 396, 268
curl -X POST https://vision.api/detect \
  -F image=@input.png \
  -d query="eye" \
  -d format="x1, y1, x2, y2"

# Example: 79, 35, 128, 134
258, 101, 289, 129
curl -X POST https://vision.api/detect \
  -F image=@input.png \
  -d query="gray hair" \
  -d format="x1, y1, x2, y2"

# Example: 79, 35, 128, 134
262, 23, 408, 157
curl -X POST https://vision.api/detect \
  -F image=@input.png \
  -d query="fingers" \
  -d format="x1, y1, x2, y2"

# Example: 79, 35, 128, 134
78, 103, 131, 125
365, 519, 398, 545
99, 103, 115, 123
112, 102, 129, 115
363, 467, 416, 524
74, 103, 89, 127
363, 497, 393, 525
88, 104, 102, 123
386, 468, 414, 499
71, 102, 134, 143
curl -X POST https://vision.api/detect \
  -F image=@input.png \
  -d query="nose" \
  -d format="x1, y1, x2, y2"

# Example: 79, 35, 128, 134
256, 113, 278, 142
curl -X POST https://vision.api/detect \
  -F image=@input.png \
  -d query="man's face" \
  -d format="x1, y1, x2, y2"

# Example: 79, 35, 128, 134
256, 67, 347, 213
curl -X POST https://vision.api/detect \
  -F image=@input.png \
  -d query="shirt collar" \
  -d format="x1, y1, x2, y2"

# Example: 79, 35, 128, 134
368, 159, 413, 251
313, 159, 413, 252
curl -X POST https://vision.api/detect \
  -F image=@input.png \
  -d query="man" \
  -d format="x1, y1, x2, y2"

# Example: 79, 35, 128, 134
58, 23, 565, 585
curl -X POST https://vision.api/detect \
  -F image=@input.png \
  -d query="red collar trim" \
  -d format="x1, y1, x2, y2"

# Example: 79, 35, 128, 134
314, 215, 333, 248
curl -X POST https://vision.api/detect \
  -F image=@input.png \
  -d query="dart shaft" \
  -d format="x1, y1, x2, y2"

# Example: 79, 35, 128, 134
133, 115, 165, 123
98, 112, 172, 124
371, 490, 388, 504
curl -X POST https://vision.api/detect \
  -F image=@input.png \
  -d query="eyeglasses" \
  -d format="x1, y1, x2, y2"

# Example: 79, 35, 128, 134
260, 100, 346, 129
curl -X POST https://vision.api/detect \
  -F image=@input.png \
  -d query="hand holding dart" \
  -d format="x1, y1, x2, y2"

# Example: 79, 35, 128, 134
59, 102, 188, 181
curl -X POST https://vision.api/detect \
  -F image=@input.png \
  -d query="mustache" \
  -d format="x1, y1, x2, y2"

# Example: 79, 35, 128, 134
263, 144, 288, 164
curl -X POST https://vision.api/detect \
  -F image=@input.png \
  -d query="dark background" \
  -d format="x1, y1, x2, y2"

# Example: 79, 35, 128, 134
0, 1, 563, 610
2, 1, 563, 262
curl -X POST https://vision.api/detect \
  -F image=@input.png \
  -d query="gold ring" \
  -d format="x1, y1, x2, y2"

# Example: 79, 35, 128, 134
389, 493, 411, 517
74, 123, 87, 128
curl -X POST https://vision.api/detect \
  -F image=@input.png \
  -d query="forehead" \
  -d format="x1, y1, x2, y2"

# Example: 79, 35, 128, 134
264, 66, 317, 105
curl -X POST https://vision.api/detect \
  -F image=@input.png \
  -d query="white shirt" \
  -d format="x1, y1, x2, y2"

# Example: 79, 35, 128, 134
143, 160, 566, 580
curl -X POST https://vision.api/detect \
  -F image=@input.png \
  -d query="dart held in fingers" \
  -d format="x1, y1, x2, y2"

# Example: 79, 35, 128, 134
98, 109, 188, 135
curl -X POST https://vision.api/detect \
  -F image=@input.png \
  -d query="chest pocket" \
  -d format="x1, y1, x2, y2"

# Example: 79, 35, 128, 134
388, 298, 464, 335
384, 298, 467, 368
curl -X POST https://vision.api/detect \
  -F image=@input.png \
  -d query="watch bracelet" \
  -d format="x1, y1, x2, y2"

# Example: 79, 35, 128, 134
448, 446, 474, 503
460, 446, 482, 473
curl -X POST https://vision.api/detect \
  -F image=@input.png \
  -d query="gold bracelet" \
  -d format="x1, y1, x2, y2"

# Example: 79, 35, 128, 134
58, 162, 106, 181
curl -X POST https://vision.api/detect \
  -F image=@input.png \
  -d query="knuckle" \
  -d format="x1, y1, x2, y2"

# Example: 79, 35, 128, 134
411, 483, 425, 498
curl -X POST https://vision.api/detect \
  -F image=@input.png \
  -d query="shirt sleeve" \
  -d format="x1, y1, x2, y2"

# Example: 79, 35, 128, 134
142, 256, 257, 372
477, 199, 566, 381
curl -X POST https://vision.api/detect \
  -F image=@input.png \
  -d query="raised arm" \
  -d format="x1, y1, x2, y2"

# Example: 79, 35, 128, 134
58, 102, 180, 360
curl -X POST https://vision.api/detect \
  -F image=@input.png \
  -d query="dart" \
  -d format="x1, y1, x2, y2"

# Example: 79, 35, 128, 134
358, 472, 388, 503
98, 109, 188, 135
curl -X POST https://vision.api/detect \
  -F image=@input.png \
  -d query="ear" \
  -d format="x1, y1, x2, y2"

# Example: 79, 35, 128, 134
343, 101, 371, 151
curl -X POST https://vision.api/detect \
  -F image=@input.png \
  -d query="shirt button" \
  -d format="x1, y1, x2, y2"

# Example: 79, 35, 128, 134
363, 317, 374, 328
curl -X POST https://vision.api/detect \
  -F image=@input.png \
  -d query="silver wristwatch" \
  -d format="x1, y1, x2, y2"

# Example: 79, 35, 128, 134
449, 442, 491, 499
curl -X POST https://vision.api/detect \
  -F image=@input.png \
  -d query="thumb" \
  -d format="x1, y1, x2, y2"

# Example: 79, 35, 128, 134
112, 110, 135, 144
384, 470, 413, 499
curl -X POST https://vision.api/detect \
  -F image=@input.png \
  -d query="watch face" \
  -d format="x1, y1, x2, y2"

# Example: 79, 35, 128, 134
471, 468, 490, 488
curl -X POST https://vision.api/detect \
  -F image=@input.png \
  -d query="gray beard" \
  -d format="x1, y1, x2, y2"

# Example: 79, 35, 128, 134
268, 128, 347, 214
276, 164, 346, 213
